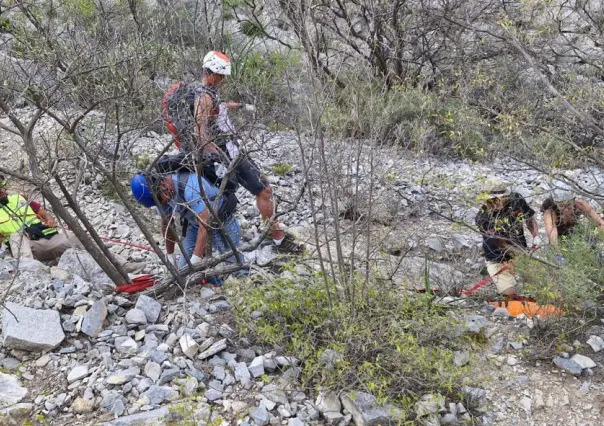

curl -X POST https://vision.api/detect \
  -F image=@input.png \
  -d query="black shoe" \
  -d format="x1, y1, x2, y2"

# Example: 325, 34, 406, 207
274, 232, 305, 254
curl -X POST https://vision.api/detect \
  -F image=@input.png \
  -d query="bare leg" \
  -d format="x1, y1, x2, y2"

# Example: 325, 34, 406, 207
256, 187, 284, 241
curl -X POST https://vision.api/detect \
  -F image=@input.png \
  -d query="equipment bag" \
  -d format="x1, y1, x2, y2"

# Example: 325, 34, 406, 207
162, 82, 220, 151
155, 152, 239, 194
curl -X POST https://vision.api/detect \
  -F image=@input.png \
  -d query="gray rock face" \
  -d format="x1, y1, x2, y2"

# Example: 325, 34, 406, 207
125, 309, 147, 325
71, 397, 93, 414
415, 394, 446, 418
81, 300, 107, 338
142, 385, 178, 405
570, 354, 596, 369
135, 295, 161, 324
115, 336, 138, 355
340, 392, 393, 426
58, 249, 113, 289
0, 373, 28, 407
250, 404, 271, 426
249, 356, 265, 378
198, 339, 227, 360
587, 335, 604, 353
179, 334, 198, 359
107, 367, 140, 385
67, 365, 90, 383
97, 407, 170, 425
553, 357, 583, 376
462, 315, 488, 334
316, 391, 343, 421
2, 302, 65, 352
460, 387, 486, 410
100, 391, 126, 416
144, 361, 161, 382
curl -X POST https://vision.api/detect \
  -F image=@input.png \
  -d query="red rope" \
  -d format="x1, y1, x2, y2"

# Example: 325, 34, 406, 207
97, 235, 154, 253
460, 265, 509, 296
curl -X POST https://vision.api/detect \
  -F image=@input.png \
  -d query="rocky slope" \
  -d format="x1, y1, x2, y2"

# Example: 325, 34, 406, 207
0, 108, 603, 425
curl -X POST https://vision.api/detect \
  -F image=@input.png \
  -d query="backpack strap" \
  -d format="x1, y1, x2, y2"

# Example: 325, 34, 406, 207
176, 172, 190, 205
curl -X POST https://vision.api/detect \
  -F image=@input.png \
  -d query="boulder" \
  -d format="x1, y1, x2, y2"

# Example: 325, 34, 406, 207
553, 357, 582, 376
316, 391, 343, 421
340, 391, 393, 426
0, 373, 27, 407
81, 300, 107, 338
97, 407, 169, 425
570, 354, 596, 369
135, 295, 162, 324
57, 249, 113, 290
2, 302, 64, 351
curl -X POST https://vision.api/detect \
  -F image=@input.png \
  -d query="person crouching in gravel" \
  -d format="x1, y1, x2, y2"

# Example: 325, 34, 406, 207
475, 180, 541, 296
0, 175, 84, 262
130, 170, 246, 284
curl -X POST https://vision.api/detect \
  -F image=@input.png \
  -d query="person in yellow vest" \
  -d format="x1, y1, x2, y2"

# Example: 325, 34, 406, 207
0, 175, 83, 261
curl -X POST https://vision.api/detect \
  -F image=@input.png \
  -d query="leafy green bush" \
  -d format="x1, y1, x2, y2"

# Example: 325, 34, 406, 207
321, 83, 488, 160
516, 222, 604, 311
233, 274, 475, 418
228, 51, 302, 127
270, 162, 293, 176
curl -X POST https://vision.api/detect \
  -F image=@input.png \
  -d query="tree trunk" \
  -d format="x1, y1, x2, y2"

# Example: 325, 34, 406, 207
54, 174, 131, 283
38, 184, 128, 285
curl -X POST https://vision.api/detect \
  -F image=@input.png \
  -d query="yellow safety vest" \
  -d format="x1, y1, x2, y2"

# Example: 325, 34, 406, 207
0, 194, 42, 237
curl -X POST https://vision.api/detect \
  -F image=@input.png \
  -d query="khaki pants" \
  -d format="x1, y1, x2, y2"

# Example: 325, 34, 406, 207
9, 230, 84, 262
486, 261, 516, 294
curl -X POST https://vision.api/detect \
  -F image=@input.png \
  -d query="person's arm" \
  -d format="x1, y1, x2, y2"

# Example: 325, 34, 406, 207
161, 216, 177, 255
194, 93, 216, 153
30, 201, 57, 228
224, 101, 243, 110
193, 209, 209, 258
575, 200, 604, 228
514, 194, 538, 238
526, 217, 538, 239
543, 209, 558, 246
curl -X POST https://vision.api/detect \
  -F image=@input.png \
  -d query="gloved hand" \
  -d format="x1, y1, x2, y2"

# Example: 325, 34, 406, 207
190, 254, 203, 265
243, 104, 256, 113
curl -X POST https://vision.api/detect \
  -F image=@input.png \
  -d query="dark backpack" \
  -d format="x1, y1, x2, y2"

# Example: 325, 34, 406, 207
155, 152, 239, 195
162, 82, 219, 151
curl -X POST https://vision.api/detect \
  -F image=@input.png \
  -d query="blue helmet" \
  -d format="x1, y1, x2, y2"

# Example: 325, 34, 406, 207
131, 173, 158, 208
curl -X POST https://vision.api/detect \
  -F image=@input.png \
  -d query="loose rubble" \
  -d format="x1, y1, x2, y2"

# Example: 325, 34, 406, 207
0, 111, 602, 425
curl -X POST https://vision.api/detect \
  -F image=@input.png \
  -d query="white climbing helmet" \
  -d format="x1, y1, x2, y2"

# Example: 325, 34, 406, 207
202, 51, 232, 76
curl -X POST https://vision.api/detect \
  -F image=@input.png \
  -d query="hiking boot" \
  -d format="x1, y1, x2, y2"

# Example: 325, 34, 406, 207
274, 232, 305, 254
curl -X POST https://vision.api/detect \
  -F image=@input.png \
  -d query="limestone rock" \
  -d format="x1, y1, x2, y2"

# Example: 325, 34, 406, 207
179, 334, 199, 359
587, 335, 604, 353
125, 309, 147, 325
316, 391, 343, 422
2, 302, 65, 352
0, 373, 27, 407
135, 295, 162, 324
340, 391, 392, 426
71, 397, 94, 414
570, 354, 596, 369
81, 300, 107, 338
198, 339, 227, 360
553, 357, 582, 376
67, 365, 90, 383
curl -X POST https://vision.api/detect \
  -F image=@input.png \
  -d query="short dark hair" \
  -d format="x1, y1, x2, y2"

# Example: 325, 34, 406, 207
541, 197, 557, 213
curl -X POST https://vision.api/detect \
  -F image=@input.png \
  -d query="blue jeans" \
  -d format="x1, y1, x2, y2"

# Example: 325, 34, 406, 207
178, 215, 248, 282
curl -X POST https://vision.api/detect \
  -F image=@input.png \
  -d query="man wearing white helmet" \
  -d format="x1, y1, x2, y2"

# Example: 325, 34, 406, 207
193, 51, 304, 254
